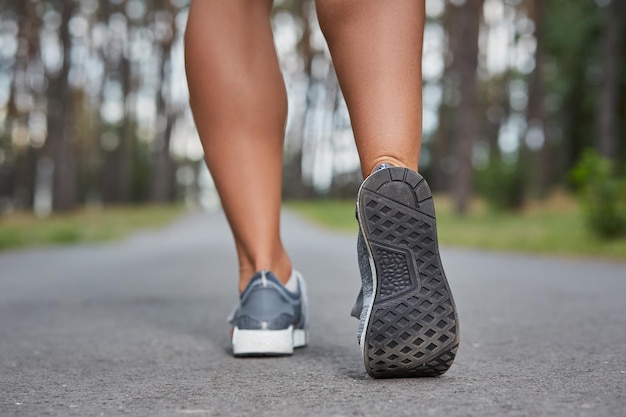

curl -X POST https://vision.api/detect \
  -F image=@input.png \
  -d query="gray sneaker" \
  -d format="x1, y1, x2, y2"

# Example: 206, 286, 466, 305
228, 270, 308, 356
353, 165, 459, 378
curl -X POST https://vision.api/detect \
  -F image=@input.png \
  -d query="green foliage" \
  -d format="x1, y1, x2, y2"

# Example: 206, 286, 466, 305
476, 159, 525, 211
544, 0, 602, 98
571, 150, 626, 239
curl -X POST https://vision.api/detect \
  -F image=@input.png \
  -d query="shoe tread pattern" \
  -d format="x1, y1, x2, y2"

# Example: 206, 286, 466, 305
360, 168, 459, 378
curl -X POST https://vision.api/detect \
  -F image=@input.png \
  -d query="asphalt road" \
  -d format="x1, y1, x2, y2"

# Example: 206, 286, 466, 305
1, 210, 625, 417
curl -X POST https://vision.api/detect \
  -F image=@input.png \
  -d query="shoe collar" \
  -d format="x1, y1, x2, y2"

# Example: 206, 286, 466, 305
240, 270, 301, 299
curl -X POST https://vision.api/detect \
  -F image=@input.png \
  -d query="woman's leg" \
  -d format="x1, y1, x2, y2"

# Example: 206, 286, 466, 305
316, 0, 425, 176
185, 0, 291, 292
317, 1, 459, 378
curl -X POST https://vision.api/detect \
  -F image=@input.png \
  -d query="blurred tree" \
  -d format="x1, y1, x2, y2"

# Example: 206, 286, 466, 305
99, 0, 134, 204
431, 3, 456, 193
451, 0, 485, 214
525, 0, 550, 197
0, 0, 623, 212
46, 0, 78, 212
281, 0, 316, 199
150, 0, 178, 202
596, 0, 625, 161
9, 0, 40, 210
544, 0, 602, 183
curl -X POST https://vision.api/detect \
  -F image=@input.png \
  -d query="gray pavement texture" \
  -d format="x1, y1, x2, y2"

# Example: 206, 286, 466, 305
1, 210, 626, 417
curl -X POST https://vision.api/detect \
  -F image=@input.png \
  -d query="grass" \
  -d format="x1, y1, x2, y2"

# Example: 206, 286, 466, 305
4, 196, 625, 261
0, 205, 185, 251
286, 193, 626, 261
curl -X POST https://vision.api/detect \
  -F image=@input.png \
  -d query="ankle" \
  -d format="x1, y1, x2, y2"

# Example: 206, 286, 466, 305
238, 250, 292, 292
364, 156, 416, 177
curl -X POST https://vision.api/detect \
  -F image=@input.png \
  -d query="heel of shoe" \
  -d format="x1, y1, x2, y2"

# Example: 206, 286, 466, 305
232, 326, 294, 356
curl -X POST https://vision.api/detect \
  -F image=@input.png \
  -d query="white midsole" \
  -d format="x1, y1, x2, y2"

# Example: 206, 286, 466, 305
232, 326, 308, 355
293, 329, 308, 348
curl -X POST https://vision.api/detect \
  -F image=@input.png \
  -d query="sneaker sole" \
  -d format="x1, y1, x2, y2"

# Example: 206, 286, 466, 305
357, 167, 459, 378
232, 326, 308, 356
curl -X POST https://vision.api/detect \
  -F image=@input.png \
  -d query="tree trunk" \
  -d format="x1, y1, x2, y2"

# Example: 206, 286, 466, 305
151, 112, 176, 202
431, 4, 456, 193
526, 0, 550, 197
9, 0, 39, 210
117, 52, 134, 202
98, 0, 135, 204
150, 5, 177, 203
596, 0, 625, 160
13, 148, 37, 210
283, 0, 314, 198
46, 0, 77, 212
452, 0, 484, 214
101, 54, 134, 204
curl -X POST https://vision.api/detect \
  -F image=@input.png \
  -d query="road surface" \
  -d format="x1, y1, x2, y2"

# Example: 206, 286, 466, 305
1, 210, 625, 416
